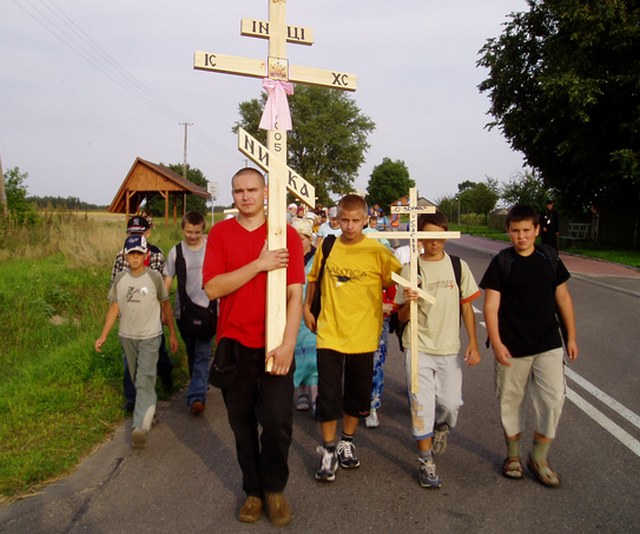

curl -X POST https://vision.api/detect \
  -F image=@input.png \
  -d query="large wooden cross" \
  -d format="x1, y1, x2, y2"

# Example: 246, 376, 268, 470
194, 0, 357, 354
366, 187, 460, 393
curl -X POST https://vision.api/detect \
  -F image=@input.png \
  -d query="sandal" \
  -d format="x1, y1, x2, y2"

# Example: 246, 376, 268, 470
502, 457, 523, 480
527, 456, 561, 488
295, 393, 310, 411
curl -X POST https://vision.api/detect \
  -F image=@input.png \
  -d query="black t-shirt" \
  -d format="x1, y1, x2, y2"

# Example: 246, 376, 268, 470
479, 248, 570, 357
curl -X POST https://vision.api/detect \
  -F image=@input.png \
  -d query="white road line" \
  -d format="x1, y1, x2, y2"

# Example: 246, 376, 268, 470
473, 306, 486, 327
566, 387, 640, 458
566, 367, 640, 431
475, 314, 640, 454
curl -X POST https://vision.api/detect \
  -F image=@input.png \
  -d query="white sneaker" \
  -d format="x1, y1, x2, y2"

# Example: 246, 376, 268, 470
365, 409, 379, 428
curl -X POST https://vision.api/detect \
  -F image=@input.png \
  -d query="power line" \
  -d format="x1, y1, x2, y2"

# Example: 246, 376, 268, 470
13, 0, 187, 123
12, 0, 246, 168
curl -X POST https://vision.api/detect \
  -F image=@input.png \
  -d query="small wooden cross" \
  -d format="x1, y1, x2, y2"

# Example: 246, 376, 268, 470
194, 0, 357, 354
366, 187, 460, 393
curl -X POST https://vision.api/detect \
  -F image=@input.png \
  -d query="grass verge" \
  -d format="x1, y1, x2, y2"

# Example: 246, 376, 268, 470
450, 224, 640, 270
0, 215, 186, 501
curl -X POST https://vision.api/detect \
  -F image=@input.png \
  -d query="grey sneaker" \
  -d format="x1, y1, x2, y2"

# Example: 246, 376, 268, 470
315, 446, 339, 482
432, 423, 450, 455
336, 440, 360, 469
418, 457, 442, 488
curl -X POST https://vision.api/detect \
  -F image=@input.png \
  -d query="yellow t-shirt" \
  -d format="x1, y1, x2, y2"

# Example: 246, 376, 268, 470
395, 253, 481, 355
309, 237, 401, 353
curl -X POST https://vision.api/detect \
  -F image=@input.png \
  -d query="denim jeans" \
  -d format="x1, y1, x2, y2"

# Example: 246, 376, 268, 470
178, 322, 213, 405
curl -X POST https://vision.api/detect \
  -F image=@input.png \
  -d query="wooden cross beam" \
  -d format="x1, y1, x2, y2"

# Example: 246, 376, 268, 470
366, 187, 460, 393
195, 0, 357, 355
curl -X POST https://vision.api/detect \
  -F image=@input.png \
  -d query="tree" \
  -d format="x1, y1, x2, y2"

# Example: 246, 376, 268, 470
4, 167, 36, 224
458, 178, 500, 223
234, 85, 375, 206
145, 165, 208, 216
501, 170, 552, 212
366, 158, 415, 212
436, 195, 459, 225
478, 1, 640, 213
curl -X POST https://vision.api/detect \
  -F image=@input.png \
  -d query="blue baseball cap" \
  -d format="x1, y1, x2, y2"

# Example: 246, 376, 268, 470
124, 234, 148, 254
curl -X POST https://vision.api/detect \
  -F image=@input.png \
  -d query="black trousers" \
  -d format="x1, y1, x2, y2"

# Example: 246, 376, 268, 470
221, 340, 294, 496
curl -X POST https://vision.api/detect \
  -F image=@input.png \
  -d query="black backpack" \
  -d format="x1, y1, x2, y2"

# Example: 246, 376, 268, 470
391, 255, 462, 352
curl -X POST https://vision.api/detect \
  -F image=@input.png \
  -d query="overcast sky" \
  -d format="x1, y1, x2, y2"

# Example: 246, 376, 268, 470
2, 0, 529, 207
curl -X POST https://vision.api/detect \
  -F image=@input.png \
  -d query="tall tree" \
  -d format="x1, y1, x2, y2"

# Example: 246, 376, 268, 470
366, 158, 415, 212
501, 170, 552, 212
478, 1, 640, 213
458, 178, 500, 223
234, 85, 375, 206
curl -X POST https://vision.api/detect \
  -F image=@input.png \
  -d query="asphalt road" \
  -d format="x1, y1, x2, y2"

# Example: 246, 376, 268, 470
1, 240, 640, 533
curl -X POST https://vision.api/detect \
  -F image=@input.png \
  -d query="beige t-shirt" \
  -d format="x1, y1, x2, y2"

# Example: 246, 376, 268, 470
109, 268, 168, 340
395, 253, 480, 355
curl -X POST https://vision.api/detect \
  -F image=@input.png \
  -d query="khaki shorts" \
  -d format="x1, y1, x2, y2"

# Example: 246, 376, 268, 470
495, 347, 565, 439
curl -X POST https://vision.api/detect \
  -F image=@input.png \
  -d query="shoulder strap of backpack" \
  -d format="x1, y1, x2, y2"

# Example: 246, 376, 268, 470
450, 255, 462, 294
175, 243, 190, 306
322, 234, 336, 257
496, 247, 515, 281
317, 234, 336, 282
536, 244, 559, 279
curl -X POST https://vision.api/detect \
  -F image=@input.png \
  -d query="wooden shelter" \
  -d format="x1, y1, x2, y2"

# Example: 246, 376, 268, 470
108, 157, 209, 224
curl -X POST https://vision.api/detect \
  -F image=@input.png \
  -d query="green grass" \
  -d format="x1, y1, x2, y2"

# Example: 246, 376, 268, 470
0, 219, 188, 501
450, 223, 640, 270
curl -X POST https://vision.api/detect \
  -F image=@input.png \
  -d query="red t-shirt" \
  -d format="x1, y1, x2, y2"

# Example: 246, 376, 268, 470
202, 218, 305, 348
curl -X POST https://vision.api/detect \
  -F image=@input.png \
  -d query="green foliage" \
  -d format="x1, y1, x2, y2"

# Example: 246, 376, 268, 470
478, 0, 640, 212
234, 85, 376, 206
0, 256, 121, 497
501, 170, 553, 211
436, 196, 459, 225
366, 158, 415, 211
3, 167, 38, 225
28, 195, 107, 211
457, 178, 500, 223
0, 218, 188, 498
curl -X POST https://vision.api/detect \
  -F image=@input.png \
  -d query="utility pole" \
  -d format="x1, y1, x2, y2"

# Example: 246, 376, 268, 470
179, 122, 193, 180
0, 155, 7, 216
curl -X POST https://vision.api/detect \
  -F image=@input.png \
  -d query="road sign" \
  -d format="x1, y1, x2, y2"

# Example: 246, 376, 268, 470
237, 128, 315, 207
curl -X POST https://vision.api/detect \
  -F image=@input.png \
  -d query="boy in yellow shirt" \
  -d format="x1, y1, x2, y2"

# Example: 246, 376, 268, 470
304, 194, 401, 482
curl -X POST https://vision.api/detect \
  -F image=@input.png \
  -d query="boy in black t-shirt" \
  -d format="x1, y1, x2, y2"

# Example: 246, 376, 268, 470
480, 204, 578, 488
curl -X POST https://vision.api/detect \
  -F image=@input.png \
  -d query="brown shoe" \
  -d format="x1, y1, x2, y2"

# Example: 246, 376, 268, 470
238, 496, 263, 523
265, 492, 292, 526
527, 456, 561, 488
190, 400, 205, 416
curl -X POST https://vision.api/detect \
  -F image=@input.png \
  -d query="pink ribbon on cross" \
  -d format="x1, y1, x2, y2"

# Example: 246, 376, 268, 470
259, 78, 294, 131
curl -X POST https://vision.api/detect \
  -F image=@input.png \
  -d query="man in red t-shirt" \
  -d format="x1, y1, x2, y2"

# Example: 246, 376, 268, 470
203, 168, 304, 527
